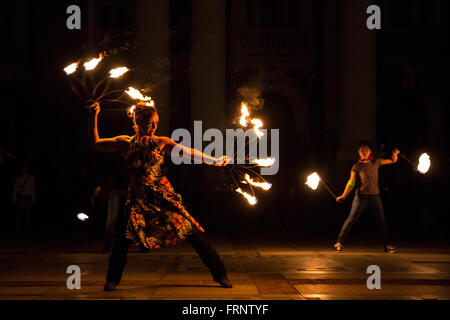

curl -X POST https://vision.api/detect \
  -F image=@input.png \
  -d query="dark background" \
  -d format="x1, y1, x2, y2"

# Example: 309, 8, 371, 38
0, 0, 448, 244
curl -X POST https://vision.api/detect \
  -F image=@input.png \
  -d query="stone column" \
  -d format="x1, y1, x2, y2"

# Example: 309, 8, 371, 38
190, 0, 227, 131
135, 0, 170, 135
337, 0, 377, 160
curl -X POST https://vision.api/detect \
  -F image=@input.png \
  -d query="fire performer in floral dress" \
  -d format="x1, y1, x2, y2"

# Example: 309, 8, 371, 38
88, 102, 232, 291
334, 141, 399, 253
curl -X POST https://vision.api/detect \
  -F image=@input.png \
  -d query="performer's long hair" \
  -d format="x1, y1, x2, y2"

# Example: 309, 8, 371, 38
132, 103, 158, 139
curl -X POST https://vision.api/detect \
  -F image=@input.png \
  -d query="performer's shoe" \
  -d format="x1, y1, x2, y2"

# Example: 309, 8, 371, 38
384, 245, 396, 254
215, 276, 233, 288
104, 282, 117, 291
334, 242, 343, 252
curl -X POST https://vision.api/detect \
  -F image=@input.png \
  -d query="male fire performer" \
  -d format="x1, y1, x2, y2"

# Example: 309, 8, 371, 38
334, 141, 399, 253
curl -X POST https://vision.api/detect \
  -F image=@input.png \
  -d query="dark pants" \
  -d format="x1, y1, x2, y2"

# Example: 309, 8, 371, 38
103, 189, 126, 252
337, 194, 390, 246
106, 231, 228, 285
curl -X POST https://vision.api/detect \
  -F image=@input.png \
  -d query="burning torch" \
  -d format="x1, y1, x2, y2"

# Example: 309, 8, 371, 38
399, 152, 431, 174
305, 172, 337, 200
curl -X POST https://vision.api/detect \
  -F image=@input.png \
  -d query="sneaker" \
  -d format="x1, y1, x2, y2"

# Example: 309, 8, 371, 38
104, 282, 117, 291
334, 242, 343, 252
215, 276, 233, 288
384, 245, 396, 254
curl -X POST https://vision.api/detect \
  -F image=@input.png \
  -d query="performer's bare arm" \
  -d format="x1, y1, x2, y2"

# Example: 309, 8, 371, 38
156, 136, 230, 166
380, 148, 400, 165
88, 102, 131, 153
336, 171, 357, 203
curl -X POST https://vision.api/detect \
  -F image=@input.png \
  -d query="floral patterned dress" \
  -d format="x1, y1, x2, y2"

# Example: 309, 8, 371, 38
123, 136, 204, 249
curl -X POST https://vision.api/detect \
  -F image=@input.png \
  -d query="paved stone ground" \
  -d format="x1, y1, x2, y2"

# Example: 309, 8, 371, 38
0, 233, 449, 300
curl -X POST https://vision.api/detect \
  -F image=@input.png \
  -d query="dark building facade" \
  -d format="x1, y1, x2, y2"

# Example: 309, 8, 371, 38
0, 0, 448, 235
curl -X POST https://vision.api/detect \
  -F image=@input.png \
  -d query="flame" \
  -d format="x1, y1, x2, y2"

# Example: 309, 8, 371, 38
109, 67, 129, 78
77, 212, 89, 221
64, 62, 78, 75
306, 172, 321, 190
128, 105, 136, 116
251, 118, 264, 138
125, 87, 153, 102
417, 153, 431, 174
241, 174, 271, 191
252, 157, 275, 167
239, 103, 250, 127
236, 188, 257, 205
84, 54, 104, 71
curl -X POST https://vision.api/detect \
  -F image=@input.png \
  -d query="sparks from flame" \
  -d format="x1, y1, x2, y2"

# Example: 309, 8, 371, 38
252, 158, 275, 167
417, 153, 431, 174
77, 213, 89, 221
109, 67, 129, 78
241, 174, 271, 191
306, 172, 321, 190
235, 188, 257, 205
64, 62, 78, 75
240, 103, 250, 127
84, 54, 104, 71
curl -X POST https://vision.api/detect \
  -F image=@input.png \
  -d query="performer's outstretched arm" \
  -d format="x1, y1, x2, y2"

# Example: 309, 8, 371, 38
380, 148, 400, 165
336, 171, 357, 203
88, 102, 131, 153
158, 136, 230, 166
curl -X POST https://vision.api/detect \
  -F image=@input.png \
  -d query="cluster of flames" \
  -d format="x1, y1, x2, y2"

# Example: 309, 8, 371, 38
239, 103, 265, 138
232, 102, 275, 205
64, 53, 155, 116
64, 53, 106, 75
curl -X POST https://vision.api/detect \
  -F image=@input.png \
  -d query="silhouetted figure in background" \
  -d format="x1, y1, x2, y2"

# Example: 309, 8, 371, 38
12, 163, 36, 235
90, 175, 113, 236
